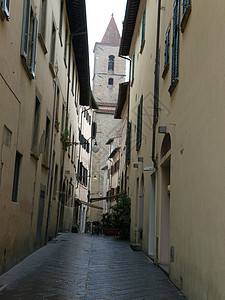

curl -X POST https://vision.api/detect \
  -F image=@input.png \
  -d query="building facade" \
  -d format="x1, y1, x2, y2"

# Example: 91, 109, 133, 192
0, 0, 92, 275
119, 0, 225, 299
89, 15, 126, 223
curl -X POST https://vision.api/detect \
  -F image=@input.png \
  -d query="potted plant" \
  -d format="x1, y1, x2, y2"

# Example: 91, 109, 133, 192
61, 129, 70, 149
71, 223, 79, 233
138, 227, 143, 240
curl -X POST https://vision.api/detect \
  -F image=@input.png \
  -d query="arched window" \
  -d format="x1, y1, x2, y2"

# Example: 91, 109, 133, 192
108, 78, 113, 85
108, 55, 114, 71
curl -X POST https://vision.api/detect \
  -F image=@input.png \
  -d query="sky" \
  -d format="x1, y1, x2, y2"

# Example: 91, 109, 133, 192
86, 0, 127, 81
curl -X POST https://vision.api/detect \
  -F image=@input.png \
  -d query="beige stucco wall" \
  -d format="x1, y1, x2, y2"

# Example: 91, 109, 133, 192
0, 0, 85, 274
124, 0, 225, 299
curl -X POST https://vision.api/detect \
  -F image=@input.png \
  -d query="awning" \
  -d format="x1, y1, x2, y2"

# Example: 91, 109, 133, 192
79, 200, 103, 210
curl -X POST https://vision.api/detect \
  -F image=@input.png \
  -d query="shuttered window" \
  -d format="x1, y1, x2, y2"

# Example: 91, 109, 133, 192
164, 25, 170, 69
126, 121, 131, 165
1, 0, 10, 20
21, 0, 38, 79
171, 0, 180, 83
141, 8, 146, 47
182, 0, 190, 15
136, 96, 143, 151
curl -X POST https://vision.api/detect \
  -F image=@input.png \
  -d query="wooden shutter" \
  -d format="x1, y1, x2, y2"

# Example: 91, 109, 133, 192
141, 8, 146, 45
171, 0, 180, 83
164, 26, 170, 68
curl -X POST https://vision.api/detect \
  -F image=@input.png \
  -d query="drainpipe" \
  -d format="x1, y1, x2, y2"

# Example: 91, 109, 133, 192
152, 0, 161, 169
119, 55, 131, 193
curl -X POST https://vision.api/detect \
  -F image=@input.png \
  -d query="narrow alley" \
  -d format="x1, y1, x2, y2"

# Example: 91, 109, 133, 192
0, 233, 185, 300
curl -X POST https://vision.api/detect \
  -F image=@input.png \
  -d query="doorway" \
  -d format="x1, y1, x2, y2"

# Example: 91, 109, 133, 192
148, 173, 156, 257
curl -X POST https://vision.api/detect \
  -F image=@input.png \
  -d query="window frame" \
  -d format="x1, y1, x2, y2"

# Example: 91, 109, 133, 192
140, 7, 146, 53
136, 96, 143, 151
21, 0, 38, 79
0, 0, 11, 21
11, 151, 22, 202
108, 55, 115, 72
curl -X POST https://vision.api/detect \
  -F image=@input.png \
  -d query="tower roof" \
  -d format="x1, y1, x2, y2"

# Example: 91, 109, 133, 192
101, 15, 121, 45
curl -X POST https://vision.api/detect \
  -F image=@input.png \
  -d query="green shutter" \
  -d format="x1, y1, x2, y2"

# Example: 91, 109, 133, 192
126, 122, 131, 165
136, 96, 143, 151
182, 0, 190, 15
171, 0, 180, 83
2, 0, 10, 20
164, 25, 170, 68
141, 8, 146, 45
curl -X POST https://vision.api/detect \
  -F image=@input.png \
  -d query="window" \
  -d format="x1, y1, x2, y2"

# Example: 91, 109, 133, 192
64, 24, 68, 64
61, 103, 65, 133
131, 52, 135, 82
12, 151, 22, 202
182, 0, 190, 15
162, 25, 170, 78
108, 55, 114, 71
140, 7, 146, 52
31, 96, 41, 154
59, 0, 63, 38
53, 164, 58, 198
71, 134, 74, 161
74, 75, 78, 106
43, 116, 50, 166
169, 0, 180, 95
136, 96, 143, 151
72, 61, 75, 93
108, 78, 113, 86
49, 22, 56, 72
39, 0, 47, 40
21, 0, 38, 79
181, 0, 191, 33
126, 121, 131, 165
0, 0, 10, 20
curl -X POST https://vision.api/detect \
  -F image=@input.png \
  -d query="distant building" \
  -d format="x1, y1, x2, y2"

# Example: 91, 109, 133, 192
89, 15, 126, 223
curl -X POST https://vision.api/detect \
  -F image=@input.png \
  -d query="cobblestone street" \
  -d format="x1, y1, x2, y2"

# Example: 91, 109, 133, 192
0, 233, 185, 299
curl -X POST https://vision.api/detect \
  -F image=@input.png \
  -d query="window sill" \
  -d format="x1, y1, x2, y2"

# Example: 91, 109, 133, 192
181, 5, 191, 33
30, 151, 39, 161
42, 162, 49, 170
168, 78, 179, 96
162, 63, 169, 79
21, 57, 35, 80
140, 39, 145, 54
38, 33, 48, 55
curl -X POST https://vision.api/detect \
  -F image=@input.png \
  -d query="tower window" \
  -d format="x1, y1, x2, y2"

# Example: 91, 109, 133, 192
108, 78, 113, 85
108, 55, 114, 71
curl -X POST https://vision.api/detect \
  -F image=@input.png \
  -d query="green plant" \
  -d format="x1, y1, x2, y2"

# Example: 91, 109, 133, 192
72, 223, 79, 233
55, 120, 60, 132
61, 129, 70, 148
110, 193, 131, 239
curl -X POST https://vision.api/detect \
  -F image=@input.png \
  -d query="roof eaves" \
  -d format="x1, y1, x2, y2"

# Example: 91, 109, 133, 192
66, 0, 90, 106
119, 0, 141, 56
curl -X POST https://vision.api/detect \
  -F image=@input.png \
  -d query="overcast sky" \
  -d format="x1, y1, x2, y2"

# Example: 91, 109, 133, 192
86, 0, 127, 82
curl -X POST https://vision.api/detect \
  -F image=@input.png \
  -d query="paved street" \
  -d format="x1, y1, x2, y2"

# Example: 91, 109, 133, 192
0, 233, 185, 300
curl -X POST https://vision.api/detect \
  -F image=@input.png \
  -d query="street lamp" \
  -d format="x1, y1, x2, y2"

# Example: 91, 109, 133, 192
92, 140, 99, 153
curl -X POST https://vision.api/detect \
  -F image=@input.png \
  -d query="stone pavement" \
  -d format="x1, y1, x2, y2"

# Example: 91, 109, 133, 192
0, 233, 186, 300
